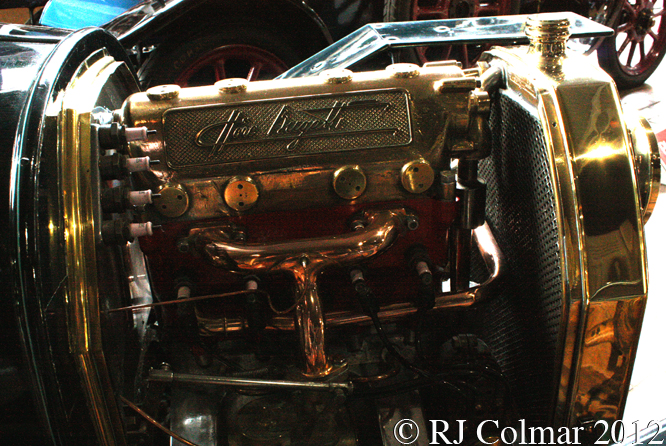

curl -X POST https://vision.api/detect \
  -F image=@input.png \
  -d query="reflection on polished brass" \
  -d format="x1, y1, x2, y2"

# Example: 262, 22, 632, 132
333, 166, 366, 200
192, 208, 412, 377
401, 160, 435, 194
525, 14, 571, 74
386, 63, 420, 79
154, 183, 189, 218
146, 84, 180, 100
197, 222, 504, 335
626, 113, 661, 222
215, 78, 249, 94
60, 50, 132, 446
525, 14, 571, 58
485, 28, 650, 426
321, 68, 353, 84
122, 64, 474, 222
223, 176, 259, 211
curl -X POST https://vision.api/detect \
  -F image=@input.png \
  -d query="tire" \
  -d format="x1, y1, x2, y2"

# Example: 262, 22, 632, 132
382, 0, 520, 67
139, 23, 302, 88
597, 0, 666, 89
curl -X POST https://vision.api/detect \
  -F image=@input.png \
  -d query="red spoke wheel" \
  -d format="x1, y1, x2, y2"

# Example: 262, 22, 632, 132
174, 44, 288, 87
139, 24, 299, 88
597, 0, 666, 88
383, 0, 520, 67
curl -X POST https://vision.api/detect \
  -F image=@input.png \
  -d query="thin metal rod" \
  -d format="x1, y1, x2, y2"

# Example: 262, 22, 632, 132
119, 395, 201, 446
105, 289, 268, 314
148, 369, 352, 393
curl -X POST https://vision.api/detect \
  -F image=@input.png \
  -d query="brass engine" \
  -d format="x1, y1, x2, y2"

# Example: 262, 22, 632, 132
55, 14, 660, 446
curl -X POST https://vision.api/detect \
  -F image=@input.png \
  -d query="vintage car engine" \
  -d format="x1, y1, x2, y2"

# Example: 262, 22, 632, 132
0, 12, 661, 446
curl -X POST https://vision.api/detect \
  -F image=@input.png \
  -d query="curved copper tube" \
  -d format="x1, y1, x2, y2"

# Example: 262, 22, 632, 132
198, 222, 503, 333
193, 208, 412, 377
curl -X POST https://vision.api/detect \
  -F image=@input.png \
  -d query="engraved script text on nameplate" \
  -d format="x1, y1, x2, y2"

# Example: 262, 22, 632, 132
162, 90, 412, 168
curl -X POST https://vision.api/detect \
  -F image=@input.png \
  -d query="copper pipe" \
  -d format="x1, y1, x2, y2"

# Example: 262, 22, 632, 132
120, 396, 201, 446
192, 208, 412, 377
199, 222, 503, 334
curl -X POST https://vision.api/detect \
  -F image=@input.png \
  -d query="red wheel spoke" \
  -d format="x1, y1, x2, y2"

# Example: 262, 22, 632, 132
246, 62, 264, 81
627, 41, 638, 64
617, 22, 632, 33
623, 0, 638, 17
618, 36, 632, 54
649, 29, 659, 39
415, 6, 448, 18
461, 45, 469, 68
443, 45, 453, 60
654, 9, 666, 16
214, 61, 226, 82
639, 41, 646, 61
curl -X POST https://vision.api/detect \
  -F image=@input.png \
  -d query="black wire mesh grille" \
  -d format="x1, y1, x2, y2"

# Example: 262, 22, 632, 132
477, 89, 564, 425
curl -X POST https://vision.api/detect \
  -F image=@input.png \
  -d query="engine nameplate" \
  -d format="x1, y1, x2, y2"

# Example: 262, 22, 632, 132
163, 90, 412, 168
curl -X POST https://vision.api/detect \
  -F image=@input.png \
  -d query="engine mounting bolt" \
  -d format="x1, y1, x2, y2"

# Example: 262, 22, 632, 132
405, 215, 419, 231
177, 285, 192, 300
350, 219, 365, 232
176, 239, 191, 253
233, 229, 247, 243
146, 84, 180, 101
216, 78, 249, 94
386, 63, 420, 79
321, 68, 353, 84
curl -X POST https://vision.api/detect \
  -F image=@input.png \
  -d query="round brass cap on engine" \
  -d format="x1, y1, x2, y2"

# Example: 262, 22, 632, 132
224, 177, 259, 211
401, 160, 435, 194
333, 166, 367, 200
153, 183, 189, 218
146, 84, 181, 101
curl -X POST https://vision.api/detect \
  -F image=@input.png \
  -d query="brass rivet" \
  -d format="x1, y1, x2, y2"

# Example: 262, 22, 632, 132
333, 166, 367, 200
153, 183, 189, 218
321, 69, 353, 84
224, 177, 259, 211
146, 84, 180, 101
387, 63, 420, 79
216, 78, 249, 94
401, 160, 435, 194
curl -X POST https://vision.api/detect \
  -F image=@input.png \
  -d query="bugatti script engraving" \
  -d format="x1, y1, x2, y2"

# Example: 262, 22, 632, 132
164, 90, 412, 167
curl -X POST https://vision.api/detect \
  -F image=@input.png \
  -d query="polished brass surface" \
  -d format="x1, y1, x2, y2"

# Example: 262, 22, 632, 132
153, 182, 190, 217
215, 78, 249, 94
60, 50, 132, 446
223, 176, 259, 211
146, 84, 181, 101
401, 159, 435, 194
525, 14, 571, 58
332, 165, 367, 200
192, 208, 411, 376
121, 64, 475, 223
484, 21, 649, 425
386, 63, 420, 79
626, 114, 661, 222
197, 222, 503, 335
321, 68, 353, 84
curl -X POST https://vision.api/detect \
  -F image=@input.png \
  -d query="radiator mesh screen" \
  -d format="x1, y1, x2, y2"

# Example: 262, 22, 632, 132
478, 90, 564, 425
